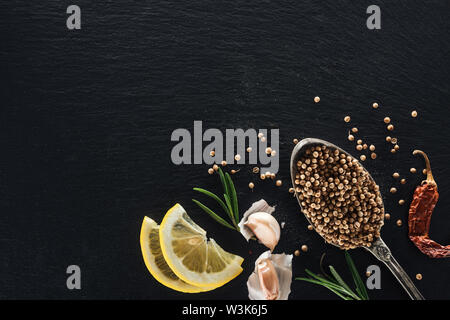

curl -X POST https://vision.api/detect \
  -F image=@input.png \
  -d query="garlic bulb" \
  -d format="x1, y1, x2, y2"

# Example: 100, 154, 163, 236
247, 251, 292, 300
238, 199, 280, 251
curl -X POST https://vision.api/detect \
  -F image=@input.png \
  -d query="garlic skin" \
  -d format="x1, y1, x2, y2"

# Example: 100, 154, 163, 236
238, 199, 280, 251
244, 212, 280, 251
247, 251, 292, 300
257, 258, 280, 300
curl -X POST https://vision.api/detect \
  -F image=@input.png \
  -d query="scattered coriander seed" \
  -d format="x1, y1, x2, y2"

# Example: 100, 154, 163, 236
293, 138, 299, 144
260, 174, 266, 180
391, 137, 398, 144
301, 245, 308, 252
384, 117, 391, 124
276, 180, 282, 187
387, 124, 394, 131
348, 134, 355, 141
423, 169, 427, 175
363, 144, 368, 150
366, 270, 372, 277
231, 169, 239, 174
265, 147, 272, 154
221, 160, 227, 166
210, 150, 215, 156
394, 145, 399, 151
213, 164, 219, 171
307, 225, 313, 231
356, 145, 363, 151
270, 173, 276, 179
271, 150, 277, 157
208, 168, 214, 175
369, 145, 375, 151
391, 149, 396, 154
252, 167, 260, 174
386, 136, 392, 142
261, 136, 266, 142
352, 127, 358, 133
360, 155, 366, 161
410, 167, 417, 173
314, 96, 320, 103
399, 199, 405, 205
411, 110, 418, 118
289, 187, 294, 194
393, 172, 400, 179
344, 116, 351, 122
396, 219, 402, 226
390, 187, 397, 194
234, 154, 241, 161
294, 250, 300, 256
247, 147, 252, 153
248, 182, 255, 189
258, 132, 264, 138
416, 273, 422, 280
357, 139, 362, 145
372, 102, 379, 109
371, 152, 377, 159
400, 178, 406, 184
385, 213, 391, 220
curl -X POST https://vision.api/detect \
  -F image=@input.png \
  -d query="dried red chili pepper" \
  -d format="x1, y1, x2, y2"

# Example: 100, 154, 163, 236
408, 150, 449, 258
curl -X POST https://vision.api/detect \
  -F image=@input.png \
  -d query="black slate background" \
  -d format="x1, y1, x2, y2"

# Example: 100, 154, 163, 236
0, 1, 449, 300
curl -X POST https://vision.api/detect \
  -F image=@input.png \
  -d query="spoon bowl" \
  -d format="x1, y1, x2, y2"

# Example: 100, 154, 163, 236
290, 138, 424, 300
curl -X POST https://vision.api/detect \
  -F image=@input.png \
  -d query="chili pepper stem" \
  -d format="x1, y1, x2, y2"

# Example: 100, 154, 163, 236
412, 150, 436, 187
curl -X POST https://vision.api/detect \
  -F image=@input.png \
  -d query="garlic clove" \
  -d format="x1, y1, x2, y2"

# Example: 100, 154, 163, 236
247, 251, 293, 300
238, 199, 280, 251
244, 212, 280, 251
257, 258, 280, 300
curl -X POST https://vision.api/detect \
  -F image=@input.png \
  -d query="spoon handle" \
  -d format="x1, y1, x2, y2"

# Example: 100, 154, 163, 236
366, 238, 424, 300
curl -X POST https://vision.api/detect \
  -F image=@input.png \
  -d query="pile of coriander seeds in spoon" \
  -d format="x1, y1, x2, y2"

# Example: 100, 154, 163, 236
294, 144, 384, 249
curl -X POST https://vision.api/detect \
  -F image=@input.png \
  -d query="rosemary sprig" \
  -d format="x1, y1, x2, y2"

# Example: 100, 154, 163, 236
193, 167, 240, 231
296, 251, 369, 300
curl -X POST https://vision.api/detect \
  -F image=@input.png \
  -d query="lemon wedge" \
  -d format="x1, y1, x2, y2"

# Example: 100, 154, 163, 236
159, 204, 244, 288
140, 216, 214, 293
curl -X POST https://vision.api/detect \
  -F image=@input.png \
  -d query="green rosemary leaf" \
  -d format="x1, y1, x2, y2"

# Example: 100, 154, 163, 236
225, 172, 239, 223
296, 277, 354, 300
192, 199, 235, 230
193, 188, 232, 221
223, 194, 234, 221
345, 251, 369, 300
300, 271, 356, 297
217, 168, 230, 198
329, 266, 359, 300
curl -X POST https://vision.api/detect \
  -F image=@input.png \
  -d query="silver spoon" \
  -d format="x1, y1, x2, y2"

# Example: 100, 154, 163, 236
290, 138, 424, 300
